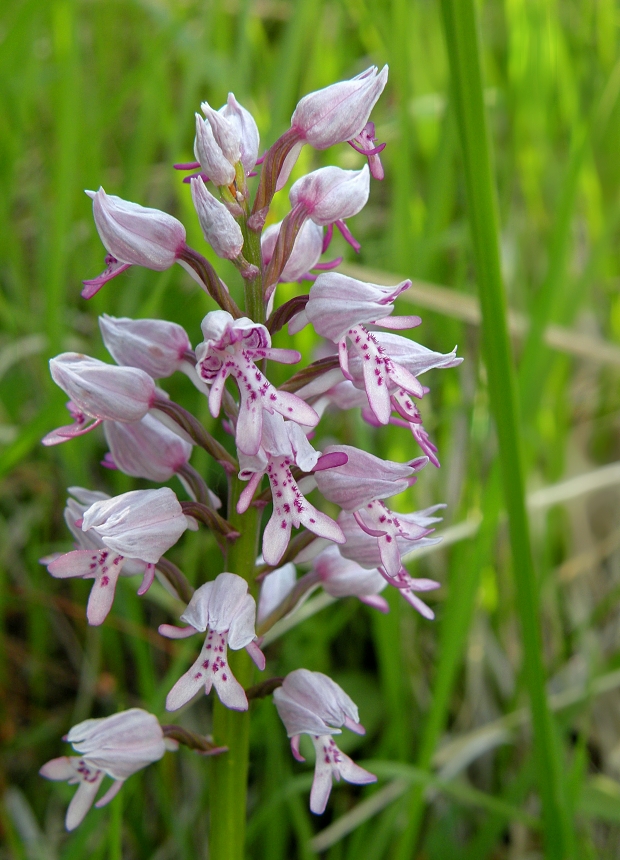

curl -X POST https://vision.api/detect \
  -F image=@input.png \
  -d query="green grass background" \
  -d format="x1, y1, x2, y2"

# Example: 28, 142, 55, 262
2, 0, 620, 857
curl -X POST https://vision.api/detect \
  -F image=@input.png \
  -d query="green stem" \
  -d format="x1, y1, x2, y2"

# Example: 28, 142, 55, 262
438, 2, 575, 858
208, 475, 261, 860
241, 221, 265, 324
208, 180, 267, 858
209, 652, 253, 860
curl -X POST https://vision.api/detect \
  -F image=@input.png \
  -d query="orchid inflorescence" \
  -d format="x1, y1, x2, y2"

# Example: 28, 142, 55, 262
40, 65, 462, 831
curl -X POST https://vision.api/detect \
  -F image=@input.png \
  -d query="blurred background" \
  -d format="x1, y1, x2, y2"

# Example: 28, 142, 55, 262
2, 0, 620, 857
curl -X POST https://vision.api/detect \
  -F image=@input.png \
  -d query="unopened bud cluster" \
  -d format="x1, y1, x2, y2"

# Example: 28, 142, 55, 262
40, 66, 461, 827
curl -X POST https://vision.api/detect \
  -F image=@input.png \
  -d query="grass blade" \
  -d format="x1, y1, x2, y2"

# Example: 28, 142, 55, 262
432, 2, 576, 857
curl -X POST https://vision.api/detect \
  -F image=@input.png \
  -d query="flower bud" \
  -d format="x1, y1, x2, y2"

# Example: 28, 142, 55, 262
87, 188, 186, 270
50, 353, 155, 423
313, 545, 387, 604
104, 414, 192, 482
274, 669, 363, 738
40, 709, 166, 831
66, 709, 166, 778
305, 273, 413, 342
314, 445, 423, 510
201, 100, 241, 165
289, 165, 369, 226
219, 93, 260, 174
290, 66, 388, 150
274, 669, 376, 815
81, 488, 189, 564
190, 177, 244, 259
194, 114, 236, 186
98, 314, 191, 379
262, 220, 323, 282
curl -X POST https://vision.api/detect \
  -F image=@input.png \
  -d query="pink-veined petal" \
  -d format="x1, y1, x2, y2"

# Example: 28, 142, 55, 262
335, 753, 377, 786
362, 357, 391, 424
86, 558, 124, 626
237, 471, 263, 514
65, 771, 105, 831
94, 779, 124, 809
158, 623, 198, 639
136, 563, 155, 596
47, 549, 98, 579
401, 590, 435, 619
39, 757, 76, 781
262, 510, 293, 567
377, 534, 402, 578
82, 259, 132, 299
211, 667, 248, 711
165, 647, 213, 712
309, 757, 333, 815
291, 735, 305, 762
245, 639, 266, 670
42, 418, 103, 447
358, 593, 390, 613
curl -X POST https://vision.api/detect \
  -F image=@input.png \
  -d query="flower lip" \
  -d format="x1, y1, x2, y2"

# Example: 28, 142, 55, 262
163, 573, 263, 713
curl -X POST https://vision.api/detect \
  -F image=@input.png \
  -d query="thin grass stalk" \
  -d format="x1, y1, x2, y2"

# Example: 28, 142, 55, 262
438, 1, 575, 857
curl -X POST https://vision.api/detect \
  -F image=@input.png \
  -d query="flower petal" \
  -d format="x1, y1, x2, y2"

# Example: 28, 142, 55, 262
65, 771, 105, 831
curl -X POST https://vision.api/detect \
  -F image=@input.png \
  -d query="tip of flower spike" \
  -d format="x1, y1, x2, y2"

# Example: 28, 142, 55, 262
84, 189, 97, 199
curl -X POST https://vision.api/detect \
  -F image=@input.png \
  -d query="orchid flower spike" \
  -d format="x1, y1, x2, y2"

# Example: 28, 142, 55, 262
273, 669, 377, 814
40, 709, 166, 830
83, 188, 187, 298
44, 488, 192, 625
161, 572, 265, 712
